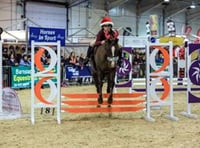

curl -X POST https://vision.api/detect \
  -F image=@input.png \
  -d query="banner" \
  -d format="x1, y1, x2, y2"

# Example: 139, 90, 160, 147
159, 37, 184, 46
29, 27, 65, 46
65, 66, 92, 79
11, 66, 57, 89
11, 66, 31, 88
10, 65, 91, 88
2, 87, 22, 115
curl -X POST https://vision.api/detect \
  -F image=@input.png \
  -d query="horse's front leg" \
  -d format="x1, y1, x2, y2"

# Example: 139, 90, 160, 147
107, 71, 115, 105
92, 72, 99, 93
97, 72, 104, 105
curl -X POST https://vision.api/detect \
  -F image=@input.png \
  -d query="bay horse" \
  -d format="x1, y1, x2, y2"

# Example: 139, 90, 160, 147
91, 38, 121, 106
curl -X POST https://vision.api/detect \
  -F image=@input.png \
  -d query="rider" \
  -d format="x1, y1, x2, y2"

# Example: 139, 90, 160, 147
84, 16, 122, 65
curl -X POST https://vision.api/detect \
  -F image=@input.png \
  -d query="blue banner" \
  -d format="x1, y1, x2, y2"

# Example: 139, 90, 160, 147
29, 27, 65, 46
65, 66, 92, 79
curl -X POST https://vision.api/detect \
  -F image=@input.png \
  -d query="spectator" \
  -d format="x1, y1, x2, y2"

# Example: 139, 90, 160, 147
7, 53, 19, 66
21, 46, 26, 56
133, 53, 141, 64
69, 51, 76, 66
61, 53, 70, 66
2, 47, 8, 65
156, 53, 164, 64
132, 61, 139, 78
19, 54, 31, 66
75, 56, 80, 66
8, 45, 15, 56
41, 52, 48, 65
27, 47, 31, 56
79, 53, 85, 66
27, 55, 31, 64
45, 55, 51, 65
15, 45, 22, 63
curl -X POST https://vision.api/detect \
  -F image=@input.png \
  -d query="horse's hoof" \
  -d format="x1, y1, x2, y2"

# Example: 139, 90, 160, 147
97, 104, 101, 108
107, 98, 113, 105
108, 104, 111, 108
98, 98, 103, 104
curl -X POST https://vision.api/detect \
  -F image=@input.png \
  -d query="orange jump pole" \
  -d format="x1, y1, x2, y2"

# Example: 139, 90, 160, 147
62, 100, 145, 106
61, 93, 146, 113
62, 106, 145, 113
62, 92, 145, 99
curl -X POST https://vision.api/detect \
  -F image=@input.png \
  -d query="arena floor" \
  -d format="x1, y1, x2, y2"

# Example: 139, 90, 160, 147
1, 85, 200, 148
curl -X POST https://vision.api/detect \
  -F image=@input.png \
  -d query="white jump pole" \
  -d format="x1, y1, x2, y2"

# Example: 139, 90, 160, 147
31, 41, 61, 124
145, 41, 178, 122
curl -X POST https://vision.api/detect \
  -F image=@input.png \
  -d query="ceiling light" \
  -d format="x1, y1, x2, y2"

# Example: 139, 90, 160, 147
164, 0, 170, 2
162, 0, 170, 5
190, 2, 196, 9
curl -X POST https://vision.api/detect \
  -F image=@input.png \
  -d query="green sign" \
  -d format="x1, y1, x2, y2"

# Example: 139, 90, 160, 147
11, 66, 57, 89
11, 66, 31, 88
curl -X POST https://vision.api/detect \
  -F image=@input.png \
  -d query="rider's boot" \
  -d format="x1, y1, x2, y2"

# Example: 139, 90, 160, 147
84, 46, 93, 65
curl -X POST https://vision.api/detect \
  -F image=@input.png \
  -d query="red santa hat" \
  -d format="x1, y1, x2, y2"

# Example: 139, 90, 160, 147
100, 16, 114, 27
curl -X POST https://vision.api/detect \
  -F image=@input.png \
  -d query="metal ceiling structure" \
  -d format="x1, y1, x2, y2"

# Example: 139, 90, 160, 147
25, 0, 200, 22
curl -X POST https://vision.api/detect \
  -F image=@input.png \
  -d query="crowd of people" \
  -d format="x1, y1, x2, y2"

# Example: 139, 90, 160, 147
61, 51, 86, 68
2, 44, 90, 87
131, 49, 146, 78
2, 44, 87, 68
1, 44, 182, 89
2, 45, 31, 66
1, 43, 166, 81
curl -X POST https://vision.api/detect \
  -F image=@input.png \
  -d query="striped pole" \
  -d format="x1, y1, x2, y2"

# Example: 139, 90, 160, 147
31, 41, 61, 124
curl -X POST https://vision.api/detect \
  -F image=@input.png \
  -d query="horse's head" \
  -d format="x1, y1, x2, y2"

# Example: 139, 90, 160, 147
104, 38, 120, 68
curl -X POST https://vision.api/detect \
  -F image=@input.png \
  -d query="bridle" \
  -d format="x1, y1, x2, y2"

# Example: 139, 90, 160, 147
105, 38, 119, 66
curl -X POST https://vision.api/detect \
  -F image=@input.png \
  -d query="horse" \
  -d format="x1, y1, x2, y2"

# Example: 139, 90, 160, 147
91, 38, 121, 106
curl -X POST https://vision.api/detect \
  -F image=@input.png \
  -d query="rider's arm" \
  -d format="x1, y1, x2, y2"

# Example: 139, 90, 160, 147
95, 30, 105, 45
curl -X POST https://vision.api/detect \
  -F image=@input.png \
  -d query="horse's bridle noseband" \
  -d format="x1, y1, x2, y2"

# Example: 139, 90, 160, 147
107, 56, 119, 62
105, 38, 119, 63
